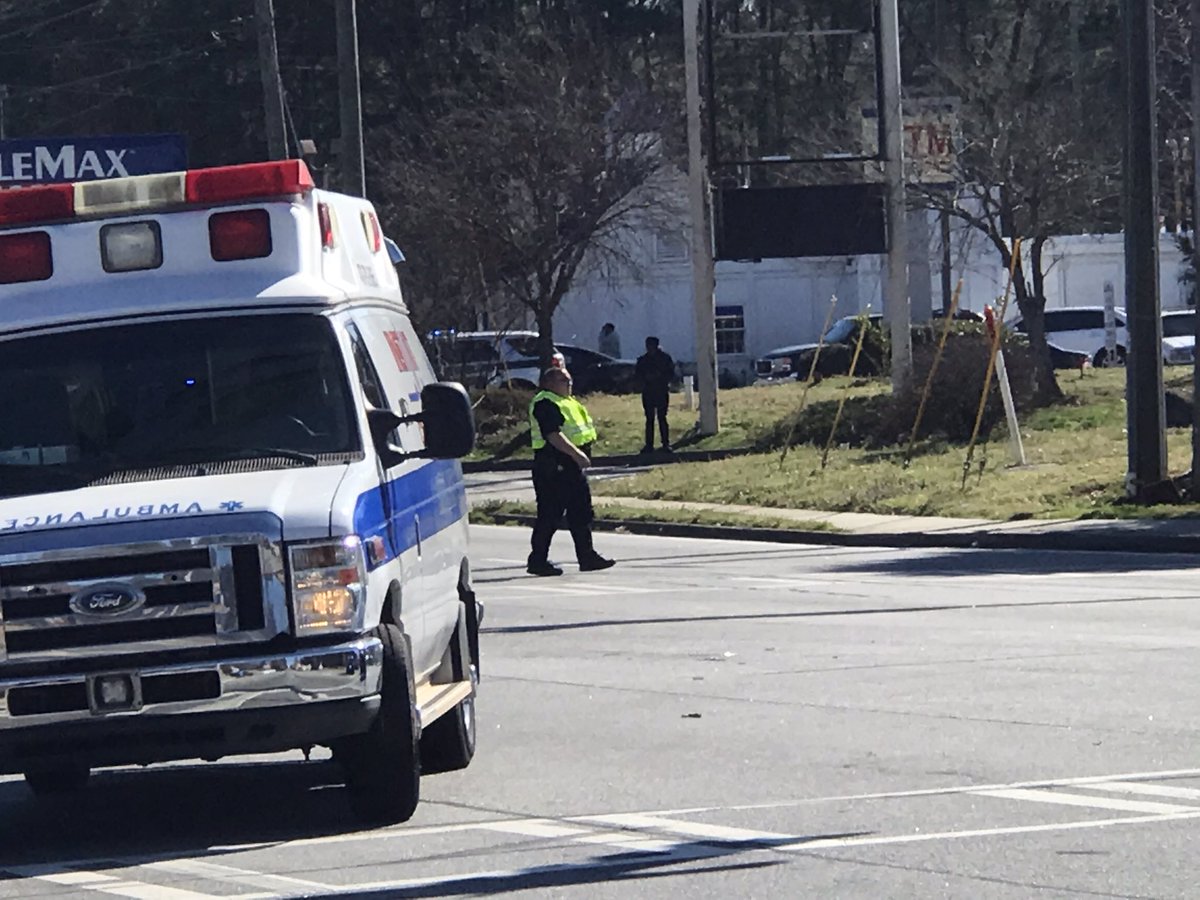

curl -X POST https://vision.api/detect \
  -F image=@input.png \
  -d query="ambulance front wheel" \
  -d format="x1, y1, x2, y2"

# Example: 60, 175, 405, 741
341, 624, 421, 824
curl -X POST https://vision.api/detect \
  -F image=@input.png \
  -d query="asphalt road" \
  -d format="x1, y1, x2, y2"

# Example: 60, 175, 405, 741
5, 525, 1200, 898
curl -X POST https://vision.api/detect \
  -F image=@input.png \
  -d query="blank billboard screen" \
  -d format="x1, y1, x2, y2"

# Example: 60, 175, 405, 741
715, 184, 887, 261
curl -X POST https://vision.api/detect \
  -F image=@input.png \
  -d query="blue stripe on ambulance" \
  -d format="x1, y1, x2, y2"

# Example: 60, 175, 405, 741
352, 459, 468, 568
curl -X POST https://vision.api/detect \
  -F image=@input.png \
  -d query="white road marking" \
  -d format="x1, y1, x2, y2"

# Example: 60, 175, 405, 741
146, 859, 332, 893
974, 788, 1197, 815
7, 865, 227, 900
783, 810, 1200, 852
476, 819, 593, 838
572, 831, 683, 852
1083, 780, 1200, 801
644, 766, 1200, 815
582, 813, 792, 843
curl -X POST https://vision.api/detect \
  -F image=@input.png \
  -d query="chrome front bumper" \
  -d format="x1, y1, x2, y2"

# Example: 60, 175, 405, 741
0, 638, 384, 772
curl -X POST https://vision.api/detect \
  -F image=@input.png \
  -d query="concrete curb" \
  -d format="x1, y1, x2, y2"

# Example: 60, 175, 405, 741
477, 513, 1200, 555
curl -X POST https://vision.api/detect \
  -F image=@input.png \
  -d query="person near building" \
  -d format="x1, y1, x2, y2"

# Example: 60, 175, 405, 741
526, 366, 616, 577
635, 336, 675, 454
598, 322, 621, 358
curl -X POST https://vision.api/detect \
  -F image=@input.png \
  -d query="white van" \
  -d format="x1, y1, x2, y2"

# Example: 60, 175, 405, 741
0, 160, 479, 823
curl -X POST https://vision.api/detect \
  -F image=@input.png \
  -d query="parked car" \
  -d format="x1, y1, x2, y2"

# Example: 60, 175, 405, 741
931, 308, 985, 322
755, 315, 884, 382
1010, 306, 1193, 367
1160, 310, 1195, 366
1010, 306, 1128, 368
426, 330, 562, 388
555, 344, 639, 393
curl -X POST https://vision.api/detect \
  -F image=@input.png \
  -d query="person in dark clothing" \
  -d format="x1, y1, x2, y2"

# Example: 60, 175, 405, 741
635, 336, 674, 454
526, 367, 616, 577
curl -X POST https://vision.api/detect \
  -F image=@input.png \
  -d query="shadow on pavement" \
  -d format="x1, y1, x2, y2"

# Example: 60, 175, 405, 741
834, 546, 1200, 578
312, 831, 864, 898
0, 758, 363, 866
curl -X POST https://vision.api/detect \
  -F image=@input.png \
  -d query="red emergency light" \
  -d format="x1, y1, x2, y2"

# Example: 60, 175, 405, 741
186, 160, 314, 205
0, 184, 75, 227
209, 209, 272, 261
0, 231, 53, 284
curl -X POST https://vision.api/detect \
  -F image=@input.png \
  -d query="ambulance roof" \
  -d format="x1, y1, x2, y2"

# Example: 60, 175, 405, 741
0, 160, 404, 335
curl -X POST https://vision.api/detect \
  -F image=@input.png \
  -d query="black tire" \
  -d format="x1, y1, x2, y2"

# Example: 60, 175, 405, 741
341, 624, 421, 825
420, 664, 477, 775
1093, 346, 1126, 368
24, 766, 90, 796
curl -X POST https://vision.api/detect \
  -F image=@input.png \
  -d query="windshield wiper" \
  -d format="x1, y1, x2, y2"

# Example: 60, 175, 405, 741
130, 447, 321, 467
0, 463, 104, 496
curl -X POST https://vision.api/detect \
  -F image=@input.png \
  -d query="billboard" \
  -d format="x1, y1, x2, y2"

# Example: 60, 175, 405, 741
714, 184, 887, 261
0, 133, 187, 185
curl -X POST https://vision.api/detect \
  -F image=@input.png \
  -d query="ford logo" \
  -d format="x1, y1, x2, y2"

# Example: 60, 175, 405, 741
69, 583, 146, 617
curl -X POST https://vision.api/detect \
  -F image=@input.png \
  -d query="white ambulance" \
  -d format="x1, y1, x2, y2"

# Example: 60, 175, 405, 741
0, 160, 480, 824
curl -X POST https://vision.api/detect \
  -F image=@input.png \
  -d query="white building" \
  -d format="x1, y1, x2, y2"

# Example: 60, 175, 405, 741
553, 196, 1191, 385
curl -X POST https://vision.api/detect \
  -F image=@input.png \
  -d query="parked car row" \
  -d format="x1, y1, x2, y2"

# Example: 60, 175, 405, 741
425, 330, 639, 394
754, 306, 1196, 383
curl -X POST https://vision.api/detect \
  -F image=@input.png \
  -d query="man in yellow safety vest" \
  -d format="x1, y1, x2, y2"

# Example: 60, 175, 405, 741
526, 366, 616, 576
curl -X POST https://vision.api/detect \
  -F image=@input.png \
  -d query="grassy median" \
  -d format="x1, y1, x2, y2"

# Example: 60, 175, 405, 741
474, 367, 1200, 521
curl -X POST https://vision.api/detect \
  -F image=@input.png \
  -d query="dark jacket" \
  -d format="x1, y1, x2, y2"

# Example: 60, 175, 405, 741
635, 348, 674, 395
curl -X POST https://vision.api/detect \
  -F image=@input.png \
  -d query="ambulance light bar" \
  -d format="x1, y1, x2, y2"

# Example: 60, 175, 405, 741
0, 160, 314, 227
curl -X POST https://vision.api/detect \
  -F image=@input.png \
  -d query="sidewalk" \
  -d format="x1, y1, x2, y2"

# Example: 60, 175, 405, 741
465, 470, 1200, 554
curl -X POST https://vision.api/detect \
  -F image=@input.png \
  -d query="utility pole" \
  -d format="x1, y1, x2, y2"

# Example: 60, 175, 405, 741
336, 0, 366, 197
878, 0, 912, 392
1123, 0, 1166, 497
683, 0, 719, 435
1191, 0, 1200, 488
255, 0, 288, 160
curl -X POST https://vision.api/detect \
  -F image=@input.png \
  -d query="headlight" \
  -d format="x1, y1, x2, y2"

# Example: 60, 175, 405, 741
288, 536, 367, 635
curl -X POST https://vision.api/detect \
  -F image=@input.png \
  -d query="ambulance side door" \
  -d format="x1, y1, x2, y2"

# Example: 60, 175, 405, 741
345, 317, 430, 660
348, 308, 450, 677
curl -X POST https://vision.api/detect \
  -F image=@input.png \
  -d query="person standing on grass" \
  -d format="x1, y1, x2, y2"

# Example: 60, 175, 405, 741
598, 322, 621, 358
635, 336, 674, 454
526, 366, 616, 577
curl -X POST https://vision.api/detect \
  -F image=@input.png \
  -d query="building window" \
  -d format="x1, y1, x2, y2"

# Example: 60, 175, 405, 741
715, 305, 745, 355
655, 229, 688, 262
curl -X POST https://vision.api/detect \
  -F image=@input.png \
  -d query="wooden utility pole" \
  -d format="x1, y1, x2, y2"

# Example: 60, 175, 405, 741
255, 0, 287, 160
683, 0, 719, 435
1122, 0, 1166, 497
336, 0, 366, 197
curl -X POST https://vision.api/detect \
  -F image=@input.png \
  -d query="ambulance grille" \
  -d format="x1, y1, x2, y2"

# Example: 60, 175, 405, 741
0, 543, 271, 659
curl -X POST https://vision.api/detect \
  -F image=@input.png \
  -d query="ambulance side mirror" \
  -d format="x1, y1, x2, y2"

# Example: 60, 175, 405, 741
418, 382, 476, 459
366, 382, 476, 467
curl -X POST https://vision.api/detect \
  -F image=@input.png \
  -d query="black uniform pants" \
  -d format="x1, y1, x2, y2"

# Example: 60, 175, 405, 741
642, 390, 669, 448
529, 459, 595, 564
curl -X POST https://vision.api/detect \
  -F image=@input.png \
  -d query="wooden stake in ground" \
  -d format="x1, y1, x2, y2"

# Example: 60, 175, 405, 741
778, 295, 840, 467
904, 278, 964, 467
821, 311, 872, 469
961, 239, 1023, 489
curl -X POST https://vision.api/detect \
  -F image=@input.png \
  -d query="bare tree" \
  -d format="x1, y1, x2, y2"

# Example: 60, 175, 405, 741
372, 30, 678, 365
907, 0, 1121, 402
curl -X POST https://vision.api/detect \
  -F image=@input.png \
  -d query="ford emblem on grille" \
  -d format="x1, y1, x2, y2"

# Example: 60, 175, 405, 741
69, 583, 146, 617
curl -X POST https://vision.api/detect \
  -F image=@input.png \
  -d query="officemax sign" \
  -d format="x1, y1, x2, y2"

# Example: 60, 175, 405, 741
0, 133, 187, 184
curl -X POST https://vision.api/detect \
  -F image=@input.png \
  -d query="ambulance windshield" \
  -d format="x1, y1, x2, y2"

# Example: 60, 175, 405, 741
0, 314, 359, 496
